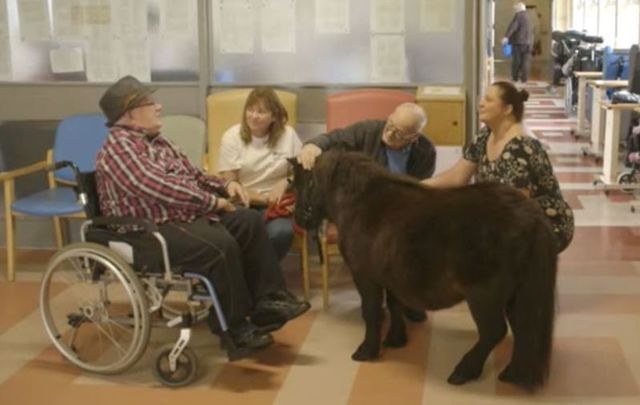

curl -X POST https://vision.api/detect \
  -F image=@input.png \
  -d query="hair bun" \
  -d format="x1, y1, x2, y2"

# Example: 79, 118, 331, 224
519, 89, 530, 103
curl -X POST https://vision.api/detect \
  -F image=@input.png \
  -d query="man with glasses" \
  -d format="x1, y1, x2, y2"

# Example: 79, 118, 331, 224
95, 76, 310, 355
297, 102, 436, 321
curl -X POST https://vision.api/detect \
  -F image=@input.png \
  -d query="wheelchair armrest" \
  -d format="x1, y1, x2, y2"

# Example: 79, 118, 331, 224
89, 216, 159, 233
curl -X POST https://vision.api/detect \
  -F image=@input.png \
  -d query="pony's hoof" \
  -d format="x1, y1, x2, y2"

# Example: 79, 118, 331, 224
383, 332, 407, 348
351, 344, 379, 361
447, 370, 479, 386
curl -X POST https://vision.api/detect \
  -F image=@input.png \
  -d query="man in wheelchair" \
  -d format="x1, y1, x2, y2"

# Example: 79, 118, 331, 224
95, 76, 310, 351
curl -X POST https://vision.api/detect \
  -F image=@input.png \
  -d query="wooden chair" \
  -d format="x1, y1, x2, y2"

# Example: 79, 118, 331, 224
205, 89, 309, 299
320, 89, 415, 308
1, 114, 109, 281
162, 114, 208, 169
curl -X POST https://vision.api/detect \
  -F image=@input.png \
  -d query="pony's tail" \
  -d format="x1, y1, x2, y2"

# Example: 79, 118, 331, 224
507, 219, 558, 391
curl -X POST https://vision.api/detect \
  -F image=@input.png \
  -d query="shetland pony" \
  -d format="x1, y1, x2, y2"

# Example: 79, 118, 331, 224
289, 151, 557, 391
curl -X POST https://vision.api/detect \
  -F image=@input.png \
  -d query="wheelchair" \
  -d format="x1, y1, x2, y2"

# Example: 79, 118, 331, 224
39, 161, 251, 387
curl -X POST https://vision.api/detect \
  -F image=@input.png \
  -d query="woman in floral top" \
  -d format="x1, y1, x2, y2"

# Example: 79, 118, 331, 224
423, 81, 573, 252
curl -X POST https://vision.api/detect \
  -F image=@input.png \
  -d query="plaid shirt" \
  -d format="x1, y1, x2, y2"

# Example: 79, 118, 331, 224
96, 125, 227, 225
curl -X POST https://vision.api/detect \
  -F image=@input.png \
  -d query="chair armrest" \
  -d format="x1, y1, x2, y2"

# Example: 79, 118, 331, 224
201, 153, 209, 172
0, 160, 49, 182
89, 216, 159, 233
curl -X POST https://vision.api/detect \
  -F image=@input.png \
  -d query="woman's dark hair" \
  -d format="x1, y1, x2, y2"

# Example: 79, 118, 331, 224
492, 81, 529, 123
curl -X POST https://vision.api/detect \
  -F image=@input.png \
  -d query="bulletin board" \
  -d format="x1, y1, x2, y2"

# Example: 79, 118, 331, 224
210, 0, 466, 86
0, 0, 199, 82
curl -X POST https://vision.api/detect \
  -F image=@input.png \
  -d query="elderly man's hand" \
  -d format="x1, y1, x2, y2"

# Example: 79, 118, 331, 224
297, 144, 323, 170
225, 181, 249, 207
215, 198, 237, 213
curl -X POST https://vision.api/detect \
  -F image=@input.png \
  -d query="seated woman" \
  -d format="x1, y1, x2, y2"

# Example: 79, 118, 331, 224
423, 81, 574, 253
218, 87, 302, 260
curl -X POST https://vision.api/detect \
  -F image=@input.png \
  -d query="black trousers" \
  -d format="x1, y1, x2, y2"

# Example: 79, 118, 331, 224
511, 44, 531, 82
158, 208, 286, 326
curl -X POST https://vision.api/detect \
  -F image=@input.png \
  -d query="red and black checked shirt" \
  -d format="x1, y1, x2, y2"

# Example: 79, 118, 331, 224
96, 125, 227, 225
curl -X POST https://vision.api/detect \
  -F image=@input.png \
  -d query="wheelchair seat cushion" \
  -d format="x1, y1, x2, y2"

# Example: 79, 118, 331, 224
86, 227, 170, 274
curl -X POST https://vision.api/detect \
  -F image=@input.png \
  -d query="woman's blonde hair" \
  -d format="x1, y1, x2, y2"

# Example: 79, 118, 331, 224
240, 87, 289, 147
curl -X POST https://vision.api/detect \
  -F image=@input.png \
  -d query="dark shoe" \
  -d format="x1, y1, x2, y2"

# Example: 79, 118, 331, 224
403, 307, 427, 323
251, 291, 311, 327
228, 320, 274, 350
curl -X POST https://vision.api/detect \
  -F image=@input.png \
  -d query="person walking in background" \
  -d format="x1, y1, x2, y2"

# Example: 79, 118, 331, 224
502, 2, 534, 83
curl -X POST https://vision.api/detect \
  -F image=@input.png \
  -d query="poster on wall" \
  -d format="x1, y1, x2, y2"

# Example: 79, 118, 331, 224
0, 0, 9, 38
86, 35, 117, 82
315, 0, 349, 34
218, 0, 254, 54
17, 0, 52, 41
116, 36, 151, 82
370, 0, 404, 34
0, 36, 12, 80
260, 0, 296, 53
370, 34, 407, 82
159, 0, 196, 39
419, 0, 454, 32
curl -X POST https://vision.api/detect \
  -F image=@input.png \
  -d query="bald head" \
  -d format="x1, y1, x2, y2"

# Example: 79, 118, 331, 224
389, 103, 427, 133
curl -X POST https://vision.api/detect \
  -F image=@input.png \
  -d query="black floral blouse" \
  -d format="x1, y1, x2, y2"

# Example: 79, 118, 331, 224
464, 127, 574, 252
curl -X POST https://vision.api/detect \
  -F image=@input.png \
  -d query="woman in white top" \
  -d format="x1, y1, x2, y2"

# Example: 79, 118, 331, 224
218, 87, 302, 260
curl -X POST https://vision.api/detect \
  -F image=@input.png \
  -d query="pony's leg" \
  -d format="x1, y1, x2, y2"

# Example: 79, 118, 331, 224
351, 271, 384, 361
383, 291, 408, 348
448, 284, 508, 385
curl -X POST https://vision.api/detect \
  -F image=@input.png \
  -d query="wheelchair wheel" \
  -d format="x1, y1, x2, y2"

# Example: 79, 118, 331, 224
152, 344, 198, 387
40, 242, 150, 375
617, 172, 637, 193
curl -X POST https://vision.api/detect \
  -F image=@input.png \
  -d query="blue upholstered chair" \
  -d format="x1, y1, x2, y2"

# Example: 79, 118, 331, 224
1, 113, 109, 281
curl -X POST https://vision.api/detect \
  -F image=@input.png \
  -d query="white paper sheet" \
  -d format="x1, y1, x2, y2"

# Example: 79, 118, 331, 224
219, 0, 254, 54
260, 0, 296, 53
112, 0, 147, 38
419, 0, 454, 32
51, 0, 83, 38
85, 35, 117, 82
370, 0, 404, 34
0, 0, 9, 38
49, 47, 85, 73
82, 0, 112, 38
0, 35, 12, 80
116, 36, 151, 82
370, 34, 407, 82
315, 0, 349, 34
159, 0, 195, 39
17, 0, 51, 41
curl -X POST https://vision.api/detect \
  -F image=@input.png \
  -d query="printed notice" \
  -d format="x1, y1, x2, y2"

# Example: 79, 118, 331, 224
17, 0, 51, 41
218, 0, 254, 53
315, 0, 349, 34
116, 36, 151, 82
86, 35, 117, 82
0, 36, 12, 80
419, 0, 454, 32
370, 34, 407, 82
260, 0, 296, 53
112, 0, 147, 38
159, 0, 196, 39
49, 47, 85, 73
370, 0, 404, 33
0, 0, 9, 38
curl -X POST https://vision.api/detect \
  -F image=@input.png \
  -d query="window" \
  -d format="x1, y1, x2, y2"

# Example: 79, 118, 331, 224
616, 0, 640, 47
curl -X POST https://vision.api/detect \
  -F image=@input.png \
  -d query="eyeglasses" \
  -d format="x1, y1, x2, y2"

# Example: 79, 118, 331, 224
385, 120, 417, 143
133, 100, 157, 109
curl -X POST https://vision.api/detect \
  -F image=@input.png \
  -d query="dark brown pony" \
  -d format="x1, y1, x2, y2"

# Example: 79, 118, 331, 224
290, 151, 557, 391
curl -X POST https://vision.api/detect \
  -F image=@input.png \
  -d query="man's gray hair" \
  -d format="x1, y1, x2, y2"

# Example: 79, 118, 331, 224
396, 102, 428, 131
